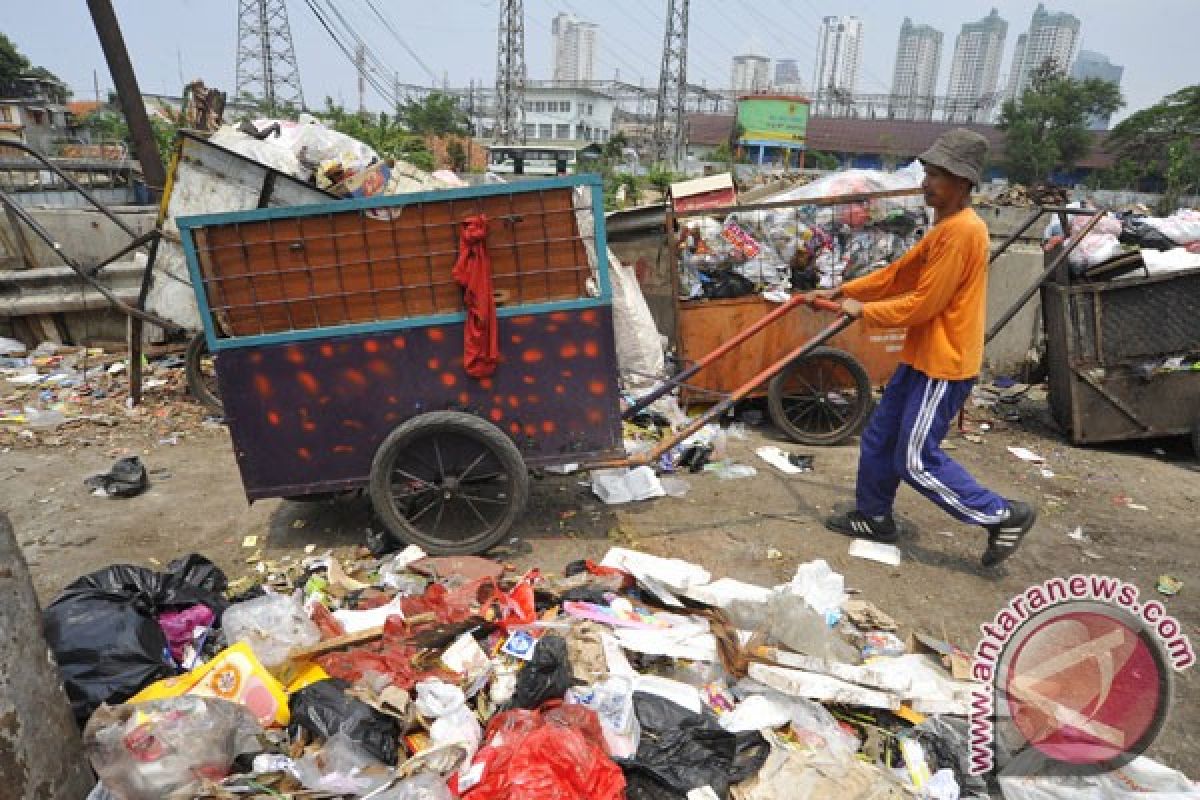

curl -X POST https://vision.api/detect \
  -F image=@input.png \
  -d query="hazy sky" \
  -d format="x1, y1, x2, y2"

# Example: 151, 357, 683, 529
3, 1, 1193, 123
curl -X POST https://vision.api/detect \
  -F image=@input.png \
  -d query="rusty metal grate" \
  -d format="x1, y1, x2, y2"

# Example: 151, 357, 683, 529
190, 186, 593, 338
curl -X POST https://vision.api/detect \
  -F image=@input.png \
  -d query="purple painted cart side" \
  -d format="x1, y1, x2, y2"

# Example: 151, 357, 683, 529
217, 306, 623, 499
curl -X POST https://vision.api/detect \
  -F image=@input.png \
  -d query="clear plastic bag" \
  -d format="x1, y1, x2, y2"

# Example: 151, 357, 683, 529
373, 772, 455, 800
83, 696, 262, 800
290, 731, 393, 795
222, 591, 321, 670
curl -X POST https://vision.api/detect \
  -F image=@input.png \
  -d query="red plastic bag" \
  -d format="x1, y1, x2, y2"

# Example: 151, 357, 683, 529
452, 704, 625, 800
480, 571, 539, 631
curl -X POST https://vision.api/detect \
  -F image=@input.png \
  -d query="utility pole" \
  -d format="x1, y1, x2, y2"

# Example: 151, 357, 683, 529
356, 43, 367, 114
495, 0, 526, 144
0, 512, 94, 799
235, 0, 305, 111
653, 0, 689, 169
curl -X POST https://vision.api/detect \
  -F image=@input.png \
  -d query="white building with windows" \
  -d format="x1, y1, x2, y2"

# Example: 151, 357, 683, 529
521, 86, 615, 144
551, 12, 598, 83
946, 8, 1007, 123
889, 18, 942, 121
731, 54, 770, 93
813, 16, 862, 114
1004, 4, 1080, 103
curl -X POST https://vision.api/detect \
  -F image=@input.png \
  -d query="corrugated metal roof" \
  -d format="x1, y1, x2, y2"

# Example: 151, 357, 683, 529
686, 113, 1116, 169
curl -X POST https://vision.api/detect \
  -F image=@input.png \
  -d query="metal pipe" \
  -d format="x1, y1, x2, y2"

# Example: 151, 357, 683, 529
985, 210, 1105, 344
87, 0, 168, 198
987, 208, 1044, 264
605, 312, 855, 468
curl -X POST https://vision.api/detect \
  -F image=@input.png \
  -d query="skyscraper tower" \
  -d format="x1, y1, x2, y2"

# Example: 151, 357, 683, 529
946, 8, 1007, 122
813, 16, 862, 116
889, 18, 942, 121
235, 0, 305, 109
1005, 3, 1080, 103
495, 0, 527, 144
552, 13, 598, 83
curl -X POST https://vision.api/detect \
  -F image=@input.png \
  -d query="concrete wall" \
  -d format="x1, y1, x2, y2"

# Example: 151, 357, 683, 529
984, 244, 1044, 377
0, 205, 157, 269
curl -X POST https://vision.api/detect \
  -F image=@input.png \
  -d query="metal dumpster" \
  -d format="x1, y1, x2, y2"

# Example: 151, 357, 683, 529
1042, 266, 1200, 453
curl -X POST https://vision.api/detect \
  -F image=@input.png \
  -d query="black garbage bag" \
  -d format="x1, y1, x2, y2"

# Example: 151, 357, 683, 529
84, 455, 149, 497
700, 269, 756, 299
289, 679, 399, 764
1119, 220, 1177, 251
43, 554, 229, 725
510, 634, 574, 709
619, 692, 769, 800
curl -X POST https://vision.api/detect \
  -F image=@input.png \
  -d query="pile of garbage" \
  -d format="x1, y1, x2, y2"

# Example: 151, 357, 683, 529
52, 541, 1007, 800
0, 339, 214, 448
983, 183, 1069, 208
1044, 206, 1200, 280
675, 164, 929, 301
210, 114, 465, 199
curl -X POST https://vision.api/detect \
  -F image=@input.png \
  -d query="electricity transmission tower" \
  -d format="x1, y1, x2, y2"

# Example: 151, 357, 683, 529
653, 0, 689, 168
235, 0, 306, 110
495, 0, 526, 144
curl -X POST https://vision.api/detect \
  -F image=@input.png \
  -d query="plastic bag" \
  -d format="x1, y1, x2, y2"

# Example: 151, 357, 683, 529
565, 676, 640, 758
783, 559, 847, 622
998, 749, 1200, 799
1141, 209, 1200, 246
732, 740, 908, 799
83, 696, 262, 800
1067, 233, 1123, 269
610, 248, 665, 385
454, 704, 625, 800
416, 679, 483, 762
222, 591, 321, 669
373, 772, 454, 800
43, 555, 228, 723
84, 455, 149, 497
289, 678, 399, 764
620, 691, 770, 799
290, 731, 393, 795
157, 604, 214, 664
511, 635, 575, 709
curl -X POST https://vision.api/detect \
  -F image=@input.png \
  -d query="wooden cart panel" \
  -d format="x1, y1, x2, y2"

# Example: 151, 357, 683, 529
677, 296, 904, 398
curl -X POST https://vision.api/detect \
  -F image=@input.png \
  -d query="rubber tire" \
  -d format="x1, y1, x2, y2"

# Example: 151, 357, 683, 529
767, 346, 873, 446
368, 411, 530, 555
185, 332, 223, 414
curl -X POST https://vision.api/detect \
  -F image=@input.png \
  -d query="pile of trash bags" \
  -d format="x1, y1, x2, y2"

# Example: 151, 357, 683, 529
209, 113, 465, 198
49, 544, 1196, 799
1044, 205, 1200, 281
676, 164, 929, 301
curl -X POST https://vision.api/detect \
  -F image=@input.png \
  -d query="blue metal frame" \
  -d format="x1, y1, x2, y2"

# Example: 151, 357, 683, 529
178, 175, 612, 351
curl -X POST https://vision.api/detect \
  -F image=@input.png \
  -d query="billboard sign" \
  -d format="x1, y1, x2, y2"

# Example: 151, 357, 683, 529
736, 96, 809, 145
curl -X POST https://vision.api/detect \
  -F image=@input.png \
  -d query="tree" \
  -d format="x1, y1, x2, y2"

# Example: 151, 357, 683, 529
446, 138, 468, 172
0, 33, 30, 87
602, 131, 629, 161
397, 92, 468, 136
998, 60, 1123, 185
806, 150, 840, 170
1105, 85, 1200, 210
82, 108, 179, 164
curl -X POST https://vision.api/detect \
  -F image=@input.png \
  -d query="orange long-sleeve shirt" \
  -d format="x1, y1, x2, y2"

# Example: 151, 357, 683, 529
841, 207, 989, 381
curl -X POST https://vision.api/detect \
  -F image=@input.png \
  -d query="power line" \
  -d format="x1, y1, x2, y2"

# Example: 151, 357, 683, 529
359, 0, 438, 85
303, 0, 398, 107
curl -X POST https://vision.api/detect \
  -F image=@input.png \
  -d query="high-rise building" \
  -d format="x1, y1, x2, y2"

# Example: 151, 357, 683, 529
889, 18, 942, 121
551, 12, 598, 83
946, 8, 1007, 123
774, 58, 801, 88
813, 16, 862, 114
1071, 50, 1124, 129
1004, 4, 1080, 103
731, 54, 771, 93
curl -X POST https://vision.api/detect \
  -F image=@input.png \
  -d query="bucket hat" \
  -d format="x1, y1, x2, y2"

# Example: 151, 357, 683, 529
918, 128, 989, 187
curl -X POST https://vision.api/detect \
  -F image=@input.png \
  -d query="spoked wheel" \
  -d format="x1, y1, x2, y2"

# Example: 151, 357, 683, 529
368, 411, 530, 555
767, 346, 873, 446
185, 332, 223, 414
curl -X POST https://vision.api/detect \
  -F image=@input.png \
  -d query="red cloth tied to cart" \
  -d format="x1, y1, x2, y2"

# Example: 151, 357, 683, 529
452, 214, 500, 377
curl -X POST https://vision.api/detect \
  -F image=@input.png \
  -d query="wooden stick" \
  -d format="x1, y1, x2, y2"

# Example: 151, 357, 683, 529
289, 612, 438, 661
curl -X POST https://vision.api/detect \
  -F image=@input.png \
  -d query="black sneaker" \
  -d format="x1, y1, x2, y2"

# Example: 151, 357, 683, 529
825, 510, 899, 543
982, 501, 1037, 567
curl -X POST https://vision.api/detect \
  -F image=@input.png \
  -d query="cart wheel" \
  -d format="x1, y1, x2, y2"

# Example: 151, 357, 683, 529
767, 347, 872, 446
185, 332, 223, 414
368, 411, 530, 555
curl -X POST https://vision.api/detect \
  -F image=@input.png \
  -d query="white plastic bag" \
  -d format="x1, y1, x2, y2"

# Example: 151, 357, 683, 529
610, 248, 666, 386
781, 559, 847, 621
221, 591, 321, 670
1066, 233, 1123, 268
290, 732, 392, 795
415, 680, 482, 762
999, 750, 1200, 799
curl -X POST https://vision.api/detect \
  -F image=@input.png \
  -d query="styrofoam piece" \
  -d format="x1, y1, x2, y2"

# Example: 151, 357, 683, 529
848, 539, 903, 566
684, 577, 773, 609
747, 663, 901, 710
600, 547, 712, 593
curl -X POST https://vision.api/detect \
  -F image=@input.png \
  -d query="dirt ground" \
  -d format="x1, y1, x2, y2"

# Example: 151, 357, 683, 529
2, 389, 1198, 774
